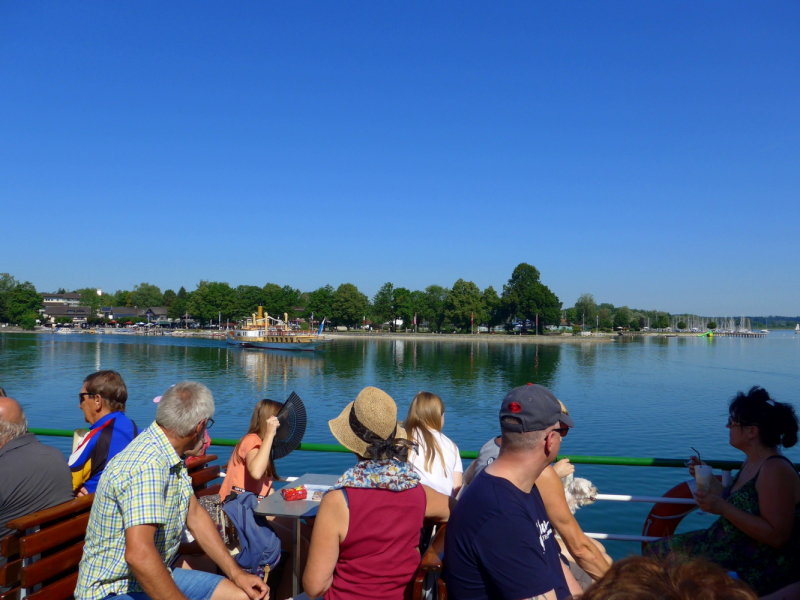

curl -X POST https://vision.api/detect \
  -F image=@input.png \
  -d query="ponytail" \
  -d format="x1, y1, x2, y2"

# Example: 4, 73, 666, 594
729, 386, 799, 448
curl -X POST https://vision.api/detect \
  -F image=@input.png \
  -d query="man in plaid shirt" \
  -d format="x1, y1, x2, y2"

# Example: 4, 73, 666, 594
76, 382, 268, 600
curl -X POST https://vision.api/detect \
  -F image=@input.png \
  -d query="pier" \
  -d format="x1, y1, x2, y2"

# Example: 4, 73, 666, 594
710, 331, 767, 338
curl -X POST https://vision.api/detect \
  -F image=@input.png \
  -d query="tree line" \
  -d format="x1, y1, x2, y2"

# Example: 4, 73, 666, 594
1, 264, 566, 332
567, 293, 672, 331
2, 267, 685, 333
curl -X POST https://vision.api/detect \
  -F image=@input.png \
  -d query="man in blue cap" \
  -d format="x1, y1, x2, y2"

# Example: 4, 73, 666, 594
445, 384, 574, 600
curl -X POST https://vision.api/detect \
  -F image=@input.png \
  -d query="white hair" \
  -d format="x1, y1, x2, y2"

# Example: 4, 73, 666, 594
0, 408, 27, 446
156, 381, 214, 437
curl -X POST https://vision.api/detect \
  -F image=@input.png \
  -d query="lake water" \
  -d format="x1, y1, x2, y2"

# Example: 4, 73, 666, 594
1, 331, 799, 559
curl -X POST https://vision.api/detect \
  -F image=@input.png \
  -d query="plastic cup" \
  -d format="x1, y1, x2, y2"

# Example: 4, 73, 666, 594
695, 465, 713, 493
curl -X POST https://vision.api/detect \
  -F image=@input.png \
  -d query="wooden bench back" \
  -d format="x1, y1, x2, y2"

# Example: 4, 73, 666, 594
1, 452, 225, 600
0, 494, 94, 600
187, 454, 222, 497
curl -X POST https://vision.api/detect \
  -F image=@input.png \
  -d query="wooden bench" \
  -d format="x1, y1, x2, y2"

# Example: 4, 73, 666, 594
0, 494, 94, 600
0, 454, 224, 600
187, 454, 222, 498
413, 524, 447, 600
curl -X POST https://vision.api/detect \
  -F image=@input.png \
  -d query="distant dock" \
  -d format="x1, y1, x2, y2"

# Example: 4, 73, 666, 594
710, 331, 767, 338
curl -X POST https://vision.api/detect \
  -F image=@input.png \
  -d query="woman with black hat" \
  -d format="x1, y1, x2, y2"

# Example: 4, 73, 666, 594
302, 386, 452, 600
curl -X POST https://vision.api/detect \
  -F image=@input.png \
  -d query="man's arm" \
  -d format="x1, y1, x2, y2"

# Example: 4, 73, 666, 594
185, 496, 268, 600
536, 466, 610, 580
125, 525, 187, 600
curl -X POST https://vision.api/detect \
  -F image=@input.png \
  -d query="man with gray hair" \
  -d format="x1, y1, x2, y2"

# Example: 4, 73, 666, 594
76, 382, 269, 600
0, 397, 74, 587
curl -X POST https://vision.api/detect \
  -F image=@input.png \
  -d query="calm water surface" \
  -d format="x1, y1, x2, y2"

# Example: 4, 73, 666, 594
2, 331, 799, 559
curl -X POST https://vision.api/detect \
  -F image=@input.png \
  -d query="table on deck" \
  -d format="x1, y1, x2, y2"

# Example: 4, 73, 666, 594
254, 473, 340, 597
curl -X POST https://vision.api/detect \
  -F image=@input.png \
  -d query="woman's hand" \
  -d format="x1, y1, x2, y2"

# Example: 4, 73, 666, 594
687, 455, 705, 478
553, 458, 575, 479
694, 489, 725, 515
263, 416, 280, 440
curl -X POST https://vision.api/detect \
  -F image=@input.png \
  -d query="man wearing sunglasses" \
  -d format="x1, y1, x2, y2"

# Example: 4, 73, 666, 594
69, 370, 138, 496
76, 382, 268, 600
446, 384, 579, 600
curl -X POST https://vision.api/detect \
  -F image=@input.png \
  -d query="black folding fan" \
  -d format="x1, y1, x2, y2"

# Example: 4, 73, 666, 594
273, 391, 307, 459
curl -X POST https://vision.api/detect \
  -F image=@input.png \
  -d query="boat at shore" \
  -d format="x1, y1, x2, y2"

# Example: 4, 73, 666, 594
796, 324, 800, 334
226, 306, 328, 351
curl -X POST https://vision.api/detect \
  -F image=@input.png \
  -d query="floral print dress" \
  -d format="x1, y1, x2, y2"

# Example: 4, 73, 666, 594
646, 456, 800, 595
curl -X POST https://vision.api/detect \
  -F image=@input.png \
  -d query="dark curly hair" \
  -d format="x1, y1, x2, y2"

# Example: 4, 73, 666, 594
729, 386, 798, 448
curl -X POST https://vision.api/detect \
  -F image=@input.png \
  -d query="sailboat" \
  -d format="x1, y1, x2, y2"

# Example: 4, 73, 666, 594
796, 324, 800, 335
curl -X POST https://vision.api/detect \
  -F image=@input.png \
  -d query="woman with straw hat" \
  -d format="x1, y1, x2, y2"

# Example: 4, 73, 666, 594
302, 387, 452, 600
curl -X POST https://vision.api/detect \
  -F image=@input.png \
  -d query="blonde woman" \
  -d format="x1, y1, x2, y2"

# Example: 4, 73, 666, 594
220, 399, 282, 500
404, 391, 463, 496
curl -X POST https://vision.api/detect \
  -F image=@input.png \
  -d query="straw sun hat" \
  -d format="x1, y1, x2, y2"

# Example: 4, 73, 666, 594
328, 386, 407, 457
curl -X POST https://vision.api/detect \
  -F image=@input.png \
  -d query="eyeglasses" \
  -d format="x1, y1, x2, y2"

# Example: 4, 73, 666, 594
204, 418, 215, 430
552, 425, 569, 438
727, 416, 753, 427
78, 392, 93, 404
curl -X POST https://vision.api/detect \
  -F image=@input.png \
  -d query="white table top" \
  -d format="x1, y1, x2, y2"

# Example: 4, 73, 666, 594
254, 473, 341, 518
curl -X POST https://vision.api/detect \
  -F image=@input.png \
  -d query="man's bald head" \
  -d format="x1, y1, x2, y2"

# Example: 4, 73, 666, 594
0, 397, 28, 448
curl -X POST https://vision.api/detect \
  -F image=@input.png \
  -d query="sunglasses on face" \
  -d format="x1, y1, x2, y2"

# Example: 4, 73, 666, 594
552, 425, 569, 438
727, 416, 753, 427
79, 392, 93, 404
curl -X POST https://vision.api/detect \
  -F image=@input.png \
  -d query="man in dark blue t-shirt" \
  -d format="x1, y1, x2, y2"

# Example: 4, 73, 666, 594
445, 384, 573, 600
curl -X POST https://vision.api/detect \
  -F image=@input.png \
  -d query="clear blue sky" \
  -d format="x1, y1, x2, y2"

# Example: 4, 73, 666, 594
2, 2, 798, 315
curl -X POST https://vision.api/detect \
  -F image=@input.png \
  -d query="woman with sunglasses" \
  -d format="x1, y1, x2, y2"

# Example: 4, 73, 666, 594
646, 386, 800, 596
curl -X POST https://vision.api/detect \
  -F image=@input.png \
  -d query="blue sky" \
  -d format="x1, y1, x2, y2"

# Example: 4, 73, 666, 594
2, 2, 798, 315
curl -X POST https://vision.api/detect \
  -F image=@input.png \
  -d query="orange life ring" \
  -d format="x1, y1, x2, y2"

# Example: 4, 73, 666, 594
641, 476, 721, 552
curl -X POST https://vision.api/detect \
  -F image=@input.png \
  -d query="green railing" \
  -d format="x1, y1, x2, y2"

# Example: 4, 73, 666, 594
32, 427, 796, 470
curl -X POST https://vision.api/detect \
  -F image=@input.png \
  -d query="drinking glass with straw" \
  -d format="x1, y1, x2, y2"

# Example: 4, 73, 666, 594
690, 446, 714, 515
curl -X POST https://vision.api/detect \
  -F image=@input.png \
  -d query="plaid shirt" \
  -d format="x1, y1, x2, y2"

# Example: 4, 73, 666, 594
76, 422, 193, 600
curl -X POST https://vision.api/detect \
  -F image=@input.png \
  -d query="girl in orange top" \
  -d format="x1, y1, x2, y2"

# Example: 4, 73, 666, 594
220, 399, 282, 500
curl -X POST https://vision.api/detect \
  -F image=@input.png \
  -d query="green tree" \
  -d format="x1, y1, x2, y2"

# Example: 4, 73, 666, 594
18, 312, 38, 330
6, 282, 43, 324
55, 316, 73, 325
573, 294, 598, 327
502, 263, 562, 333
168, 287, 189, 320
163, 289, 177, 308
129, 283, 163, 308
629, 319, 641, 331
393, 287, 415, 328
371, 282, 395, 329
331, 283, 368, 327
654, 314, 671, 329
564, 307, 578, 325
261, 284, 302, 321
420, 285, 448, 332
444, 279, 485, 332
0, 273, 20, 322
113, 289, 132, 307
304, 285, 335, 322
598, 307, 613, 329
186, 281, 236, 325
482, 286, 502, 328
613, 306, 631, 329
74, 288, 106, 315
409, 290, 426, 329
233, 285, 268, 320
677, 320, 687, 330
707, 321, 717, 330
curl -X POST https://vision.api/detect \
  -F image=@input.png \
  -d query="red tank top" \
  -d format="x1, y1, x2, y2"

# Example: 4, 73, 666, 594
325, 485, 426, 600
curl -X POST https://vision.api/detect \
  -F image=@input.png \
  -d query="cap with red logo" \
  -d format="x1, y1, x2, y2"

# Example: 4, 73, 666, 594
499, 383, 574, 433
